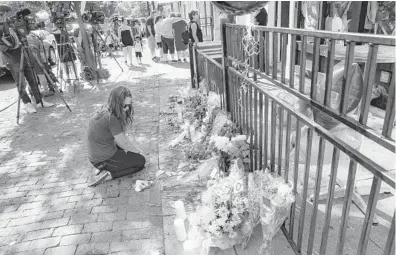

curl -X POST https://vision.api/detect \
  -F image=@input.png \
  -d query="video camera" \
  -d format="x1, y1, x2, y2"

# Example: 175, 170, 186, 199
0, 8, 32, 38
82, 9, 105, 25
49, 3, 72, 29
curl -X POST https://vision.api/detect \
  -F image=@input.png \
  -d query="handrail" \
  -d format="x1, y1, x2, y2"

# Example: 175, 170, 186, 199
229, 66, 395, 188
225, 24, 396, 46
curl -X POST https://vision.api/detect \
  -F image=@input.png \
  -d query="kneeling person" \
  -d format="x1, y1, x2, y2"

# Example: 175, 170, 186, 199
87, 86, 146, 186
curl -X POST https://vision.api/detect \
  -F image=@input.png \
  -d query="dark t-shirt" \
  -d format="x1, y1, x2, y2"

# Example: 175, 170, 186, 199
87, 110, 123, 164
146, 17, 155, 37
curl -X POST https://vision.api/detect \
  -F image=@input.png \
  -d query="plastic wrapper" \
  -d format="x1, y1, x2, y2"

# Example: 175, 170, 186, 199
258, 170, 295, 255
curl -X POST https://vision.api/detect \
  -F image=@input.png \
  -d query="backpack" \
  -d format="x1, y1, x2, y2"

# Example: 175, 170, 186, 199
182, 30, 189, 45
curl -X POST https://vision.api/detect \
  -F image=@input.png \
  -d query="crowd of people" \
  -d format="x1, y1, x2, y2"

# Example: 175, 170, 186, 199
0, 4, 205, 186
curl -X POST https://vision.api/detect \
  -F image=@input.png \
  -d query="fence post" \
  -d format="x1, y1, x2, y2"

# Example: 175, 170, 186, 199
189, 42, 196, 88
221, 19, 230, 112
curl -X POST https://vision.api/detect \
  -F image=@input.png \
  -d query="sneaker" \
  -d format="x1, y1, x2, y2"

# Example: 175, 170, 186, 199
24, 103, 37, 113
37, 99, 54, 108
177, 59, 181, 62
88, 170, 111, 187
171, 60, 178, 63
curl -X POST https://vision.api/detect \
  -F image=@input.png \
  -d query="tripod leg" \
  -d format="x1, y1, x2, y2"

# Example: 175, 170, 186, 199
16, 51, 25, 124
96, 31, 123, 72
30, 53, 72, 112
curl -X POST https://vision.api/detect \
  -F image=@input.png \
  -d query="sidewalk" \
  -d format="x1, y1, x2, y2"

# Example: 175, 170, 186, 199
0, 48, 191, 255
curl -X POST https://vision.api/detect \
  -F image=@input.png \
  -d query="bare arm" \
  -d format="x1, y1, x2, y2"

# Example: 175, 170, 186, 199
114, 133, 143, 154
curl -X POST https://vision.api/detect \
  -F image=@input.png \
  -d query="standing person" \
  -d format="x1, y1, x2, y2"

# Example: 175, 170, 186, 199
146, 11, 157, 61
134, 36, 143, 64
87, 85, 146, 186
154, 15, 164, 62
118, 18, 134, 67
188, 10, 203, 45
161, 13, 177, 63
0, 5, 54, 114
172, 13, 188, 62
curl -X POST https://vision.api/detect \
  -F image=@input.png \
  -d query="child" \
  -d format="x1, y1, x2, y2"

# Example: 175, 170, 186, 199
134, 36, 143, 64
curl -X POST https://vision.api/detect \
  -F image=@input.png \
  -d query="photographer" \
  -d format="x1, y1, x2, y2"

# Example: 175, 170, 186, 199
0, 5, 53, 114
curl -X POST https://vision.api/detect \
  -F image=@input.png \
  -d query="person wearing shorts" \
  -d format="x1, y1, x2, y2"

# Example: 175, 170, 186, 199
134, 36, 143, 64
154, 15, 164, 61
160, 13, 177, 63
118, 19, 134, 66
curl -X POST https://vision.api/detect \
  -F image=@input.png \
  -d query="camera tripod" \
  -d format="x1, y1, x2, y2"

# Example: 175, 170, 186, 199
55, 28, 81, 94
16, 37, 71, 124
91, 24, 123, 73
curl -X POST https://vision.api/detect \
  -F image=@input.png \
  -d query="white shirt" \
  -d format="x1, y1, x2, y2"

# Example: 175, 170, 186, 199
154, 20, 163, 42
134, 42, 142, 52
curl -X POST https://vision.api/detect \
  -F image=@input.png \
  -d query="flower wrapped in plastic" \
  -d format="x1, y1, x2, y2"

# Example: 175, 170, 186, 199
258, 169, 295, 255
193, 164, 253, 255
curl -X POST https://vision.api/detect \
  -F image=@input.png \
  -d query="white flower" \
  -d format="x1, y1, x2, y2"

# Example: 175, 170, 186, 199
216, 206, 229, 219
229, 231, 237, 239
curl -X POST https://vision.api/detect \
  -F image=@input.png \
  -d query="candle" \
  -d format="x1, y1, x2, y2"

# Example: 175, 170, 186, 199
183, 240, 196, 252
174, 200, 186, 220
174, 218, 187, 241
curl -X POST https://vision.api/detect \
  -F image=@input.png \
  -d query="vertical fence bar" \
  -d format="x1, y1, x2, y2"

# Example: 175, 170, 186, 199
339, 41, 356, 115
289, 34, 296, 88
384, 212, 395, 255
336, 160, 358, 255
259, 31, 265, 72
310, 37, 321, 100
277, 107, 284, 176
319, 147, 340, 254
238, 77, 242, 129
189, 42, 196, 88
221, 22, 230, 112
307, 137, 326, 255
241, 82, 246, 133
297, 128, 314, 252
194, 47, 200, 88
254, 87, 258, 170
253, 30, 258, 81
382, 77, 395, 138
290, 119, 301, 241
270, 101, 277, 172
249, 84, 254, 170
284, 112, 292, 183
265, 31, 270, 76
259, 91, 264, 169
273, 32, 279, 80
357, 176, 382, 255
299, 36, 307, 93
264, 95, 269, 168
359, 44, 378, 124
281, 33, 288, 84
323, 39, 336, 106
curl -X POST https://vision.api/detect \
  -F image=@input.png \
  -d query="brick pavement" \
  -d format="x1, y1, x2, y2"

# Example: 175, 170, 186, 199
0, 47, 192, 255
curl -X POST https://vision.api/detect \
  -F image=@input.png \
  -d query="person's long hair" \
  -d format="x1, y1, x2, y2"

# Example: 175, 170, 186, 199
106, 85, 134, 132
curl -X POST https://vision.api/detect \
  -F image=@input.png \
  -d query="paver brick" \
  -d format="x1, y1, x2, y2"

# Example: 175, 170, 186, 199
68, 193, 95, 202
52, 224, 83, 236
109, 241, 143, 252
91, 231, 122, 243
121, 229, 151, 241
50, 202, 76, 212
39, 217, 70, 229
14, 248, 45, 255
28, 237, 61, 250
82, 222, 113, 233
70, 214, 98, 224
60, 233, 91, 245
75, 243, 110, 255
92, 205, 118, 213
76, 198, 102, 208
97, 212, 127, 222
44, 246, 77, 255
58, 189, 84, 198
22, 228, 54, 242
63, 207, 92, 217
113, 220, 151, 231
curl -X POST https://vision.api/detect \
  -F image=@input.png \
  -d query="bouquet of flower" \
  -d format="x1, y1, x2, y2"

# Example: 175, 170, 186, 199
258, 169, 295, 255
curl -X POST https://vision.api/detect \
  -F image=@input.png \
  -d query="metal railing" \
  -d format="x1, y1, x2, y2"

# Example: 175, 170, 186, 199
190, 22, 396, 255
